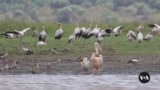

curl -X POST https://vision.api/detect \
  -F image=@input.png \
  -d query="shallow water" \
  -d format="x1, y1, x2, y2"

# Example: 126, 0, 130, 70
0, 74, 159, 90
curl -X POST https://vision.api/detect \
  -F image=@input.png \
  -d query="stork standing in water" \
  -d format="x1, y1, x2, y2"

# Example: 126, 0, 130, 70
90, 42, 103, 74
55, 23, 63, 40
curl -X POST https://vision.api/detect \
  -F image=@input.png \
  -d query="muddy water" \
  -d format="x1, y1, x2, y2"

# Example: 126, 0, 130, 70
0, 74, 159, 90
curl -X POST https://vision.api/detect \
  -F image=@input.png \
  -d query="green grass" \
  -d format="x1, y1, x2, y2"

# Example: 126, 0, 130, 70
0, 21, 160, 57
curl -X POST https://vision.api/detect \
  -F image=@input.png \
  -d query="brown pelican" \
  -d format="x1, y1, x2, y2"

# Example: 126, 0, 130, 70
55, 23, 63, 40
90, 42, 103, 74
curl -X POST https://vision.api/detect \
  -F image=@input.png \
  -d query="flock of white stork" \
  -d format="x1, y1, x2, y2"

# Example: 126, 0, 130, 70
0, 22, 160, 74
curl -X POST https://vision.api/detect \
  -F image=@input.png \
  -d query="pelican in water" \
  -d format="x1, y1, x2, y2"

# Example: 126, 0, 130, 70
55, 23, 63, 40
81, 57, 90, 73
90, 42, 103, 74
39, 26, 47, 42
32, 63, 39, 74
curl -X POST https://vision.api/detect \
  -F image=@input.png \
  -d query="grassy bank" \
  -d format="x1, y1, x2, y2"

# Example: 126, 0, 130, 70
0, 21, 160, 57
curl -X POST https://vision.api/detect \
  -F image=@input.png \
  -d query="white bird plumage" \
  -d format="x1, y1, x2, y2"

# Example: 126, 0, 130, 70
39, 26, 46, 42
127, 30, 136, 41
81, 57, 90, 72
55, 23, 64, 40
137, 31, 143, 43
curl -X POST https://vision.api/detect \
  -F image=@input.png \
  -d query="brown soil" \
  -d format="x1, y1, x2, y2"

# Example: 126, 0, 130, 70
0, 52, 160, 75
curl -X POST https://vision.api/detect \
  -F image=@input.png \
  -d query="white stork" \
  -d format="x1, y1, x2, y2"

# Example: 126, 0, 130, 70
137, 23, 144, 33
127, 58, 139, 64
148, 23, 160, 35
13, 28, 32, 37
74, 24, 82, 38
36, 41, 47, 46
144, 32, 153, 41
87, 25, 101, 38
68, 34, 76, 43
137, 31, 143, 43
126, 30, 136, 41
111, 26, 123, 36
55, 23, 64, 40
22, 46, 34, 55
39, 26, 47, 42
0, 31, 16, 39
81, 24, 92, 39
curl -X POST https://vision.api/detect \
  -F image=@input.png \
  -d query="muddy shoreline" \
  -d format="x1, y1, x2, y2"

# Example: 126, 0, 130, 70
0, 54, 160, 75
